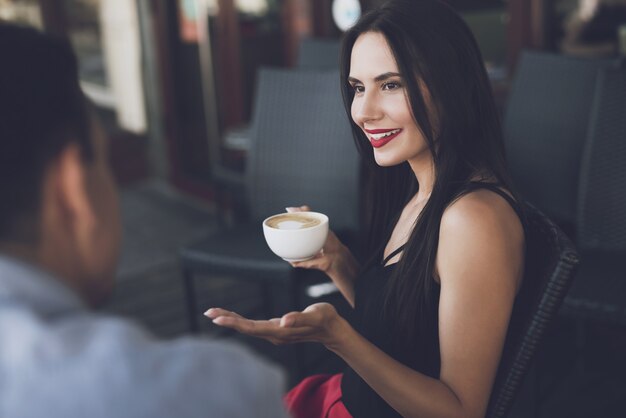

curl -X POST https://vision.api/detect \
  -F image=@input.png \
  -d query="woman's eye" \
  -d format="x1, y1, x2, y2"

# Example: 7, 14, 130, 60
382, 81, 401, 91
352, 84, 365, 94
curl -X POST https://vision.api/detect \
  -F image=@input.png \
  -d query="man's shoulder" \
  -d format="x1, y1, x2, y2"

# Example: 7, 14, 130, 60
0, 307, 288, 417
1, 304, 156, 360
3, 306, 282, 379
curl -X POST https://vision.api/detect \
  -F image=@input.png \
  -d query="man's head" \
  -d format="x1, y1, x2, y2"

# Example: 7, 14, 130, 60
0, 23, 121, 306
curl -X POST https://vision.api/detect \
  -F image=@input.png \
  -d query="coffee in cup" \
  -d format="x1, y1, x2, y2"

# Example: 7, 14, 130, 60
262, 212, 329, 261
265, 213, 322, 230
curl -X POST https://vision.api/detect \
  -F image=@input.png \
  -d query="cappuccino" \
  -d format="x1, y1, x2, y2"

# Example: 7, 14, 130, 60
263, 211, 329, 261
265, 213, 322, 230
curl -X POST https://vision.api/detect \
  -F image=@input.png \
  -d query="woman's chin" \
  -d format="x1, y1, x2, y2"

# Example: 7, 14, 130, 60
374, 152, 403, 167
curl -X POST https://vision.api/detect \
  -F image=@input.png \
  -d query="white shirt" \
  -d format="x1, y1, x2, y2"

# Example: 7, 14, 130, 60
0, 254, 289, 418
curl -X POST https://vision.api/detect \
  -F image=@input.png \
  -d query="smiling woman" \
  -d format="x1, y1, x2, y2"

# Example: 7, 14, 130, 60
207, 1, 527, 417
348, 35, 433, 168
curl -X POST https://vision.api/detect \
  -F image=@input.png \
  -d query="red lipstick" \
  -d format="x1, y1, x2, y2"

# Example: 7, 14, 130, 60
365, 128, 403, 148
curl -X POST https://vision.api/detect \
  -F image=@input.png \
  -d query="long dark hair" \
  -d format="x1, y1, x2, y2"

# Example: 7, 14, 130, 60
340, 0, 517, 347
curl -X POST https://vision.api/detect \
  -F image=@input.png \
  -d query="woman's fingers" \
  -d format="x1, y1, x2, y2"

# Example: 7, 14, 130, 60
204, 307, 243, 320
214, 315, 318, 341
284, 303, 337, 326
205, 308, 281, 333
290, 252, 325, 268
285, 205, 311, 213
280, 307, 324, 328
210, 315, 274, 334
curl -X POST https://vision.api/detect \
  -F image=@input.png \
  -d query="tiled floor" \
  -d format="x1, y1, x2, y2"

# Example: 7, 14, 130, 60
105, 180, 626, 417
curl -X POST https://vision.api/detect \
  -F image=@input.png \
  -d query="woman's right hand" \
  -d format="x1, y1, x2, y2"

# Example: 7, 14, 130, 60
286, 206, 360, 306
291, 229, 346, 274
285, 206, 347, 274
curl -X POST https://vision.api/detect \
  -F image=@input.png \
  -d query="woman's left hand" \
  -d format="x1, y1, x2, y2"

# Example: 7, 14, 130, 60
204, 303, 349, 351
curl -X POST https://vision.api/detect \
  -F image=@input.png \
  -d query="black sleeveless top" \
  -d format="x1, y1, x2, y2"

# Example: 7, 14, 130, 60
341, 182, 526, 418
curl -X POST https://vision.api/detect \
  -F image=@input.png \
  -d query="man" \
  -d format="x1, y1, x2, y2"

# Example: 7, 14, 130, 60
0, 23, 288, 418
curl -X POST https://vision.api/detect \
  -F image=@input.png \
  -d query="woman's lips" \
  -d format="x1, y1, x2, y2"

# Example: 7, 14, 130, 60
365, 128, 402, 148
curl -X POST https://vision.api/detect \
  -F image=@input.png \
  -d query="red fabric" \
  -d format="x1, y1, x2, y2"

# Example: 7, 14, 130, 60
284, 373, 352, 418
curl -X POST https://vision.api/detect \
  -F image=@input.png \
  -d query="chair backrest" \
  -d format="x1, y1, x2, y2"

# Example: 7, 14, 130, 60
577, 64, 626, 252
504, 51, 615, 226
486, 203, 579, 418
296, 38, 341, 69
246, 68, 360, 231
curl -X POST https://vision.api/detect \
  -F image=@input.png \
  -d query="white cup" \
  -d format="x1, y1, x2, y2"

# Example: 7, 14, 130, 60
262, 211, 329, 261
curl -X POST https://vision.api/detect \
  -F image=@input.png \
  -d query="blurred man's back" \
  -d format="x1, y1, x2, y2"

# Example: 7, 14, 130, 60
0, 23, 288, 418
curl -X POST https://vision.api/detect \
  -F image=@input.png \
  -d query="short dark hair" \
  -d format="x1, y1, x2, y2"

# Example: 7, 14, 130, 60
0, 22, 94, 243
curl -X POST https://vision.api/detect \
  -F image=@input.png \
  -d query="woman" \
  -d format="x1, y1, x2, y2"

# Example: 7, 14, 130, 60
206, 1, 526, 417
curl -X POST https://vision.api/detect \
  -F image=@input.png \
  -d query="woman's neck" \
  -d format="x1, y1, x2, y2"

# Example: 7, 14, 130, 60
408, 155, 435, 201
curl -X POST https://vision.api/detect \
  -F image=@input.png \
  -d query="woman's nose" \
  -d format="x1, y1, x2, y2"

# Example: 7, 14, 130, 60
352, 92, 382, 125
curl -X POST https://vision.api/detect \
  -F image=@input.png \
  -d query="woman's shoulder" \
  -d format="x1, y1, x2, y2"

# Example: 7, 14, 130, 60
442, 185, 523, 237
439, 186, 525, 263
435, 186, 525, 287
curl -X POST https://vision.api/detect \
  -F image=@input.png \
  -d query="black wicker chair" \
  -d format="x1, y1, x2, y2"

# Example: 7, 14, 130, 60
486, 203, 579, 418
503, 51, 616, 234
560, 63, 626, 324
179, 68, 360, 331
217, 39, 342, 157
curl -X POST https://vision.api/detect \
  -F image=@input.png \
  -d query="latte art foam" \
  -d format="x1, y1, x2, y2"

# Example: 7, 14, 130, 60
265, 214, 321, 230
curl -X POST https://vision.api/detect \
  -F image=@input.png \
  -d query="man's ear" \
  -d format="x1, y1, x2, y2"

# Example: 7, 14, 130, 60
48, 143, 96, 240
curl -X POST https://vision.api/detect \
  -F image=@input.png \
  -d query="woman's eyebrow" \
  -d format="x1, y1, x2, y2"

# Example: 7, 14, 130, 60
374, 72, 402, 82
348, 72, 402, 84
